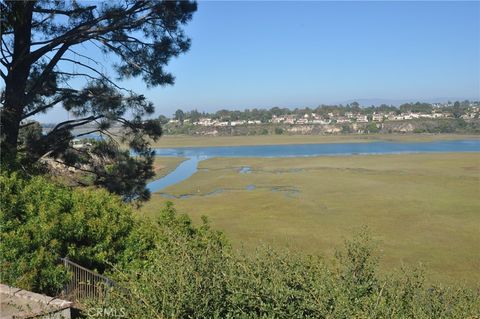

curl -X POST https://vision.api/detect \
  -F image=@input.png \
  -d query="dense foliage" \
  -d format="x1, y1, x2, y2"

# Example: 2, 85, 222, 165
0, 171, 135, 295
93, 205, 480, 319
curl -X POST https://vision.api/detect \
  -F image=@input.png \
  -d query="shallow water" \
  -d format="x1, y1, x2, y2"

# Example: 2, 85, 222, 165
147, 156, 206, 193
147, 139, 480, 193
239, 166, 252, 174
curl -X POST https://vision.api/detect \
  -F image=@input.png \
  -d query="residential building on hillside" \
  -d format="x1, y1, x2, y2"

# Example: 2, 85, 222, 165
372, 113, 384, 121
356, 115, 368, 123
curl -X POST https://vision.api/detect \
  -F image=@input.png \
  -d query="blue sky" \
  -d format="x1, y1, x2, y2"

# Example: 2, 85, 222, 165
37, 1, 479, 121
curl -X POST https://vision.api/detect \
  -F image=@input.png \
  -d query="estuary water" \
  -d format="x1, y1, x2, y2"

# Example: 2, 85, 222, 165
146, 139, 480, 193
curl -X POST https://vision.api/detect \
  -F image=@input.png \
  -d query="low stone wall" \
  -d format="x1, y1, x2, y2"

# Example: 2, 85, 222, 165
0, 284, 72, 319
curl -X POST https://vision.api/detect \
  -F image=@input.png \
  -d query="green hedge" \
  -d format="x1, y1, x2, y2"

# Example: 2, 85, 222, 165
0, 172, 135, 295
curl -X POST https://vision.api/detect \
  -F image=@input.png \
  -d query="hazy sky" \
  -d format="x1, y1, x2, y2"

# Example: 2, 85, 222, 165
35, 1, 479, 122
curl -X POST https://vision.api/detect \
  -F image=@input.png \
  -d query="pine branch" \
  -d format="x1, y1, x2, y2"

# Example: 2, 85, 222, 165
48, 115, 104, 135
22, 96, 66, 119
57, 58, 131, 92
33, 6, 96, 16
23, 44, 70, 107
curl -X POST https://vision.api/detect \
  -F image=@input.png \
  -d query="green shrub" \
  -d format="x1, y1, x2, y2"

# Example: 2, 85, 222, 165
93, 209, 480, 319
0, 172, 135, 295
341, 124, 352, 133
99, 203, 230, 318
366, 123, 380, 133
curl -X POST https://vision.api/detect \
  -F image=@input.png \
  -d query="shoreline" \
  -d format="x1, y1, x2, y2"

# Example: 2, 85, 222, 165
151, 133, 480, 148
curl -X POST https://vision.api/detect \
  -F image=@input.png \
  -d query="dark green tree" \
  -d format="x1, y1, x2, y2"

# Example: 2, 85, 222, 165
188, 109, 202, 122
158, 115, 169, 125
0, 0, 197, 201
452, 101, 464, 118
350, 101, 360, 108
174, 108, 185, 123
399, 102, 433, 114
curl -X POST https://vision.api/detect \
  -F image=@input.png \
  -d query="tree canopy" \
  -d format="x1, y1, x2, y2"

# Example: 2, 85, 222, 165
0, 0, 197, 201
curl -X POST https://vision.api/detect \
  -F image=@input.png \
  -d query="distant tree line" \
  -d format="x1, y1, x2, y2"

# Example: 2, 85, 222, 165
166, 100, 476, 123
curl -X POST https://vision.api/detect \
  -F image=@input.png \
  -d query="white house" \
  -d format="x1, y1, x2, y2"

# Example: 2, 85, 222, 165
284, 116, 296, 124
71, 139, 84, 149
356, 115, 368, 123
197, 118, 214, 126
271, 115, 284, 124
296, 118, 309, 124
230, 120, 246, 126
372, 113, 384, 122
311, 119, 330, 125
336, 118, 351, 124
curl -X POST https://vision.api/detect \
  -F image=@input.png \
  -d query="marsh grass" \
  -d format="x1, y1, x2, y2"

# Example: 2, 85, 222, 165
141, 153, 480, 284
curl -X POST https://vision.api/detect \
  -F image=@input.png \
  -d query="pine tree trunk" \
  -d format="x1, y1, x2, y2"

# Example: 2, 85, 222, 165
1, 2, 34, 162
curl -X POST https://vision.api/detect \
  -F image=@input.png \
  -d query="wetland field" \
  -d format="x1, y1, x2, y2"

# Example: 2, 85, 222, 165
140, 136, 480, 284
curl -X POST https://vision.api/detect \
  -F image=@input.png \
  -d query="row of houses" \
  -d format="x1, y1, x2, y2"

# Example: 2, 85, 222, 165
269, 111, 456, 125
169, 107, 479, 127
461, 106, 479, 120
186, 118, 263, 127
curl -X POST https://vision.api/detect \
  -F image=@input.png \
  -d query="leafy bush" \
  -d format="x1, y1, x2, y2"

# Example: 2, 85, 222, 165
412, 118, 478, 134
0, 172, 135, 295
110, 203, 230, 318
366, 123, 380, 133
341, 124, 353, 133
94, 207, 480, 319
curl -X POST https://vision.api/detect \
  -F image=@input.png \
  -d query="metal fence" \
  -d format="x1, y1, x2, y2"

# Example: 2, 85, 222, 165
61, 257, 115, 301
